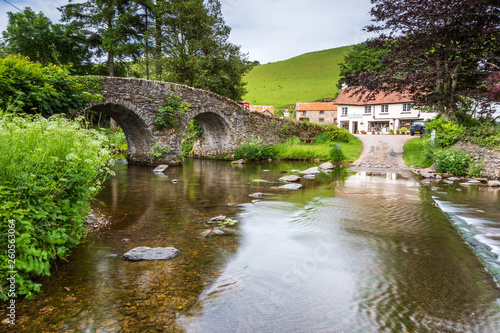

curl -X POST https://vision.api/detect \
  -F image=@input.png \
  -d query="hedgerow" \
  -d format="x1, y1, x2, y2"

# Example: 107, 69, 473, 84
0, 113, 113, 300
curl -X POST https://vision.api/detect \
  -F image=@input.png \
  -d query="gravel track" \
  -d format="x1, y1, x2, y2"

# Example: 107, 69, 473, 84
350, 134, 413, 171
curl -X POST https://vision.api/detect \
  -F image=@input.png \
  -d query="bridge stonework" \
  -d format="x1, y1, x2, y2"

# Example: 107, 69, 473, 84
88, 77, 322, 166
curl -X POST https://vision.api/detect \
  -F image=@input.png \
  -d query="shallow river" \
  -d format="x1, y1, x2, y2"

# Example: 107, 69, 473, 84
4, 159, 500, 332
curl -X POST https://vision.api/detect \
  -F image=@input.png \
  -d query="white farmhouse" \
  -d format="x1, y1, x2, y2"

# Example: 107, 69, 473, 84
335, 87, 438, 133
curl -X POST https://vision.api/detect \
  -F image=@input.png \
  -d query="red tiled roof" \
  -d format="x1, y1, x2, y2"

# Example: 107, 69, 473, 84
296, 102, 338, 111
249, 105, 274, 115
335, 87, 413, 106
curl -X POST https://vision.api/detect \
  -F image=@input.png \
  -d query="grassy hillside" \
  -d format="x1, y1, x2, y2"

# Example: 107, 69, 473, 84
242, 45, 354, 111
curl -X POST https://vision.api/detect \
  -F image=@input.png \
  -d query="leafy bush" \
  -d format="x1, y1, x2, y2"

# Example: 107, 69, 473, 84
0, 54, 101, 117
329, 145, 345, 162
462, 122, 500, 148
399, 127, 408, 133
468, 159, 484, 178
0, 113, 113, 300
425, 117, 464, 147
324, 125, 352, 143
234, 139, 277, 161
313, 133, 331, 145
434, 148, 470, 176
181, 119, 204, 156
154, 93, 191, 130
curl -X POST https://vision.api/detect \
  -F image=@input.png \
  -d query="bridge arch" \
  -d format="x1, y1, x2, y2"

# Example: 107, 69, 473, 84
83, 77, 322, 166
88, 101, 155, 160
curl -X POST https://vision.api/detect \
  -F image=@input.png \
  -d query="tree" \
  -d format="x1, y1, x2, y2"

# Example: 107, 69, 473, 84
1, 8, 92, 74
341, 0, 500, 123
59, 0, 143, 77
160, 0, 250, 100
337, 43, 389, 89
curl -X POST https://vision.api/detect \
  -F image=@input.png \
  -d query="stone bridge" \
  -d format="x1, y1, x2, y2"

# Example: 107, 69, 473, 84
87, 77, 322, 166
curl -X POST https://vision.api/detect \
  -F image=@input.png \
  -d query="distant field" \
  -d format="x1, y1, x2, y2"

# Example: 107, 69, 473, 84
242, 45, 354, 111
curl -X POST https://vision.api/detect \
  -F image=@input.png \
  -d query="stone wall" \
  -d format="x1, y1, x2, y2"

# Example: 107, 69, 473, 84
455, 142, 500, 180
86, 77, 324, 166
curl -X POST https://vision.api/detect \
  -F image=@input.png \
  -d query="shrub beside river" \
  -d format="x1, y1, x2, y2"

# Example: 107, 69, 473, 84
0, 113, 113, 300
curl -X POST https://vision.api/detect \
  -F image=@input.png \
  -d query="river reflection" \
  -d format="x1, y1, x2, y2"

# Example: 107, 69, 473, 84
4, 160, 500, 332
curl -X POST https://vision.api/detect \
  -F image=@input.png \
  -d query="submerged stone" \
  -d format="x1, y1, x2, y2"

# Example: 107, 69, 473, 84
318, 162, 334, 170
278, 183, 302, 190
300, 167, 320, 175
123, 247, 179, 261
153, 165, 168, 173
278, 175, 301, 182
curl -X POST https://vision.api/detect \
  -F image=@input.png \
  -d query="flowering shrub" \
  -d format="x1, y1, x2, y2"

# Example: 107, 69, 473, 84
0, 113, 113, 300
329, 145, 345, 162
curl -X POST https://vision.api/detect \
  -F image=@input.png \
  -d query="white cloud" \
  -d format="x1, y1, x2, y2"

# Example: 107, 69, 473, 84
1, 0, 374, 63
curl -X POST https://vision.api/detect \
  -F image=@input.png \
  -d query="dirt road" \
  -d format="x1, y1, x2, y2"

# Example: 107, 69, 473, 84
350, 134, 413, 171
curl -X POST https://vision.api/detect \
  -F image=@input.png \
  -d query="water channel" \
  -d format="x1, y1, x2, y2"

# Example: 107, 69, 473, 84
4, 159, 500, 332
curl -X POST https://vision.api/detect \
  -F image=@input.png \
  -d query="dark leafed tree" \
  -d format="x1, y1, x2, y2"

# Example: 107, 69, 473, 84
1, 7, 92, 74
341, 0, 500, 123
59, 0, 143, 77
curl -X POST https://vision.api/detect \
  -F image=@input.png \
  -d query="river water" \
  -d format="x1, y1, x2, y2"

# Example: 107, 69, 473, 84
4, 159, 500, 332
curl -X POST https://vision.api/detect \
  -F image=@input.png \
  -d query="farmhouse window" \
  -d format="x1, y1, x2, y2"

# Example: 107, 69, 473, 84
364, 106, 371, 114
319, 110, 324, 115
302, 111, 306, 116
341, 107, 348, 116
381, 105, 389, 113
402, 104, 412, 112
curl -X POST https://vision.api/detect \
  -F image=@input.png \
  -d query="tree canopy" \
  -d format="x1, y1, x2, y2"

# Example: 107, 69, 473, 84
1, 8, 93, 74
341, 0, 500, 123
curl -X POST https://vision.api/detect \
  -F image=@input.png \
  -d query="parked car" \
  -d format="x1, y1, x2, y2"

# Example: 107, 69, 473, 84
410, 121, 426, 136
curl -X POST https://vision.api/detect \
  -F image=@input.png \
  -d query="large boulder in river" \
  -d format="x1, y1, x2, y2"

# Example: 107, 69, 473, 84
318, 162, 334, 171
123, 247, 179, 261
300, 167, 320, 175
278, 175, 301, 182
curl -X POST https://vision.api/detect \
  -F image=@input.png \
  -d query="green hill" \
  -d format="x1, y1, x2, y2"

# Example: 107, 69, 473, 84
242, 45, 354, 111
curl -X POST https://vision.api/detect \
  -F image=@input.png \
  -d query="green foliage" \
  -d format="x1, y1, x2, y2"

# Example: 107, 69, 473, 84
0, 54, 101, 117
434, 148, 470, 176
218, 218, 238, 228
425, 117, 464, 147
324, 125, 353, 143
403, 138, 434, 168
60, 0, 143, 77
462, 121, 500, 148
73, 75, 105, 94
154, 93, 191, 130
468, 159, 484, 178
146, 142, 173, 159
273, 136, 362, 162
399, 127, 408, 134
0, 113, 112, 300
338, 43, 389, 88
313, 133, 331, 145
243, 45, 354, 110
329, 145, 345, 162
1, 8, 93, 74
181, 119, 205, 156
234, 139, 277, 161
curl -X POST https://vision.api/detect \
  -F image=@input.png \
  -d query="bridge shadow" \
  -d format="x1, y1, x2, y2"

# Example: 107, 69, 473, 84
90, 103, 155, 159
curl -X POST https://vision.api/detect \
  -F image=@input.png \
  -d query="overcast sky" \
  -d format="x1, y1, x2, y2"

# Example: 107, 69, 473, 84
0, 0, 374, 64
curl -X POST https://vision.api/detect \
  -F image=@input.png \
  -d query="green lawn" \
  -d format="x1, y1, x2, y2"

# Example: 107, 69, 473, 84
243, 45, 355, 111
403, 138, 433, 168
275, 137, 363, 162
